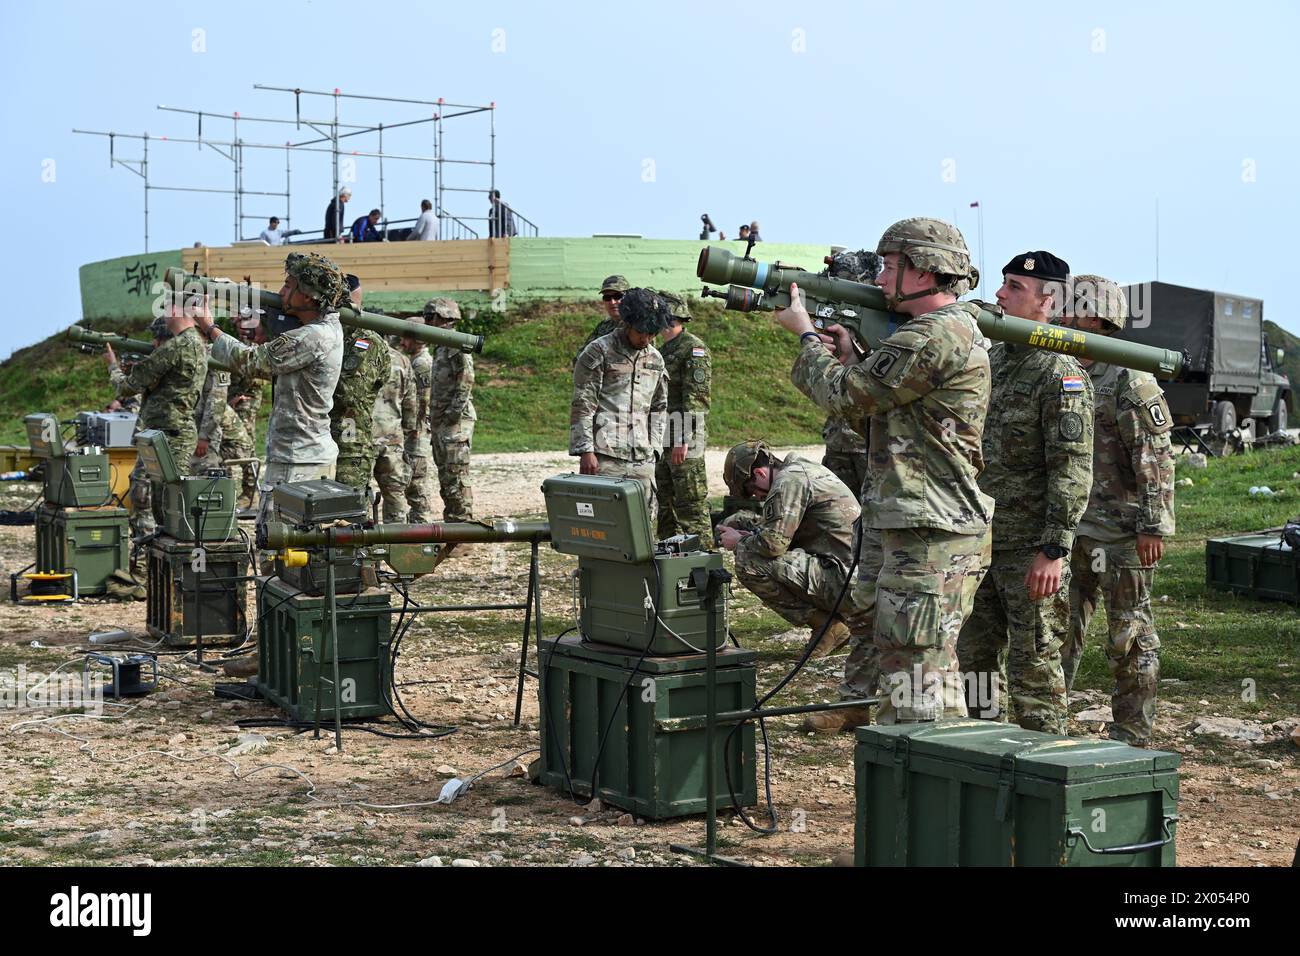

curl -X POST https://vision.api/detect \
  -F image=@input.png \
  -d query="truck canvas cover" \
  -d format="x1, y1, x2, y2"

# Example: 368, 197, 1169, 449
1121, 281, 1262, 389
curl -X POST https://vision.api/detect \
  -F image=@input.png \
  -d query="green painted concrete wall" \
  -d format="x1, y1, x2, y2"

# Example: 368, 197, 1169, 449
77, 238, 833, 320
79, 249, 184, 320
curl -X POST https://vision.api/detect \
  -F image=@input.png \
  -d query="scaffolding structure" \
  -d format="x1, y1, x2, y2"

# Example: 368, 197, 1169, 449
73, 84, 537, 252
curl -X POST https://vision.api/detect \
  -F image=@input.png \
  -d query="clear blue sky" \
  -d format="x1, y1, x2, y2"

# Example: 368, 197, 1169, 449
4, 0, 1297, 359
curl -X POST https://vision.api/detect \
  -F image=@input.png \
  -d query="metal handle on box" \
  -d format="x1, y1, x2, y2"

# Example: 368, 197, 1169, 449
1067, 814, 1177, 855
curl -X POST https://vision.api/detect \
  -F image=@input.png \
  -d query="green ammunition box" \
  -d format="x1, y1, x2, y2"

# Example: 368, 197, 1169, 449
146, 534, 249, 647
543, 474, 655, 562
271, 479, 369, 596
255, 577, 393, 721
1205, 532, 1300, 603
43, 452, 115, 508
537, 635, 757, 819
161, 475, 238, 542
34, 503, 130, 596
576, 551, 729, 654
854, 720, 1179, 867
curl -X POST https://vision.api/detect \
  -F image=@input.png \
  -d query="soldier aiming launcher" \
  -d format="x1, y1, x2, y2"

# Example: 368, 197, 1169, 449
162, 268, 485, 355
66, 325, 232, 372
698, 247, 1185, 379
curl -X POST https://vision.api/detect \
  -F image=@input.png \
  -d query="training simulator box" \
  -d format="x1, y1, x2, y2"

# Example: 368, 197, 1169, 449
26, 413, 114, 507
542, 474, 727, 655
271, 479, 368, 595
135, 429, 237, 541
75, 411, 138, 449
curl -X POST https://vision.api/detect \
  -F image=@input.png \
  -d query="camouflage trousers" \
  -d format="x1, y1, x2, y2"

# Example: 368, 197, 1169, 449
872, 525, 990, 725
1064, 535, 1161, 746
432, 439, 473, 522
595, 454, 655, 523
335, 454, 378, 519
372, 443, 410, 524
956, 547, 1070, 734
822, 450, 867, 498
405, 454, 434, 523
655, 454, 711, 541
233, 403, 260, 505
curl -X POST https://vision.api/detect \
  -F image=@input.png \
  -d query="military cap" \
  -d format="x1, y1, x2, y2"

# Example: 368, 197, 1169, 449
618, 287, 672, 335
422, 297, 461, 322
658, 290, 692, 323
284, 251, 349, 310
600, 275, 630, 296
1002, 251, 1070, 284
1071, 274, 1128, 332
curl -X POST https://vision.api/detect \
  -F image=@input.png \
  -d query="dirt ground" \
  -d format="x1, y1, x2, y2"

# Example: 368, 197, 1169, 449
0, 448, 1295, 868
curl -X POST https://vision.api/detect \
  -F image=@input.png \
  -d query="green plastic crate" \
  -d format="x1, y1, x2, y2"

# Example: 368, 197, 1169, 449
255, 577, 394, 721
1205, 532, 1300, 603
43, 453, 115, 508
855, 720, 1179, 867
34, 503, 130, 596
537, 634, 757, 819
161, 476, 239, 542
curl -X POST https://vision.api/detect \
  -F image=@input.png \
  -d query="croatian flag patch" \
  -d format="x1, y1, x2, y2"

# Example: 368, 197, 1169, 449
354, 339, 370, 350
1061, 375, 1084, 393
691, 347, 707, 357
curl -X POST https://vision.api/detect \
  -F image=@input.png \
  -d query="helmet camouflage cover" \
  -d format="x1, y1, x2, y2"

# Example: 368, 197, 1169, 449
1071, 274, 1128, 331
423, 297, 461, 322
284, 251, 349, 310
875, 217, 978, 296
723, 440, 774, 496
618, 287, 672, 335
657, 289, 692, 323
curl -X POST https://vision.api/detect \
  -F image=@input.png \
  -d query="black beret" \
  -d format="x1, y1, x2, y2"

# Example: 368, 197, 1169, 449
1002, 251, 1069, 284
618, 287, 671, 335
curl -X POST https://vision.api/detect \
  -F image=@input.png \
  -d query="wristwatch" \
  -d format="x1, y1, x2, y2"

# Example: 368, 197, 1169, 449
1040, 544, 1069, 560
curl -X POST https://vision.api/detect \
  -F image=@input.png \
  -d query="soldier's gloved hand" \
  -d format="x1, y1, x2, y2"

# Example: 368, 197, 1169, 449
1025, 553, 1064, 602
671, 444, 687, 466
1137, 533, 1164, 567
579, 452, 598, 475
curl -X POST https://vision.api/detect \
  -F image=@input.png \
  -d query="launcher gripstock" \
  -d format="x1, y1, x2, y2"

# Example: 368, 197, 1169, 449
697, 246, 1184, 379
67, 325, 231, 372
162, 268, 484, 355
259, 519, 551, 575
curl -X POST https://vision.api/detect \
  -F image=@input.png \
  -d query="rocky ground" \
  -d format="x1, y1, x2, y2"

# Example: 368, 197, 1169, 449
0, 449, 1296, 867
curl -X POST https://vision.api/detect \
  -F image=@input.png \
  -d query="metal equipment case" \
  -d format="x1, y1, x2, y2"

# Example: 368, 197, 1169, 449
854, 721, 1179, 867
135, 428, 237, 541
255, 577, 393, 720
271, 479, 368, 595
34, 502, 130, 595
537, 634, 757, 819
1205, 532, 1300, 603
146, 534, 249, 647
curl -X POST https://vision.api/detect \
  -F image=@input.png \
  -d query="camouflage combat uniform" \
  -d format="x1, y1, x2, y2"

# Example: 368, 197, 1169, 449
330, 329, 391, 492
654, 327, 712, 540
956, 343, 1094, 733
110, 326, 207, 538
821, 414, 868, 496
571, 326, 668, 517
580, 317, 623, 357
722, 455, 879, 699
227, 365, 264, 505
792, 301, 994, 724
1064, 363, 1175, 746
215, 402, 252, 477
372, 347, 418, 522
191, 366, 231, 472
404, 344, 435, 522
212, 313, 344, 532
429, 342, 476, 521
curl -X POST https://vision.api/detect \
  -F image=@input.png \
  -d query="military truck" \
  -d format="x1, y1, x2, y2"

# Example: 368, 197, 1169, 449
1118, 281, 1290, 444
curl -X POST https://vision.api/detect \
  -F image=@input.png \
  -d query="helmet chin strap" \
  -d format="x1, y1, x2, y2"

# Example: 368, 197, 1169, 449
892, 256, 943, 304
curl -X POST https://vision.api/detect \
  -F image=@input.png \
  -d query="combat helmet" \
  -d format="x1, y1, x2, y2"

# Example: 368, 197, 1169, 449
284, 251, 349, 311
423, 297, 461, 324
875, 217, 979, 301
1070, 275, 1128, 333
723, 440, 775, 497
658, 290, 692, 323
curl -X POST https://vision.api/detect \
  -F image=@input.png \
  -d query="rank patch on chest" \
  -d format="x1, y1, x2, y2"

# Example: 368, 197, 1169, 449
1061, 375, 1085, 393
354, 339, 370, 351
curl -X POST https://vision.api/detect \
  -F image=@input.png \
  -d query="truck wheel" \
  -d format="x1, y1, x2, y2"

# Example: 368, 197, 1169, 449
1269, 396, 1289, 434
1213, 400, 1237, 436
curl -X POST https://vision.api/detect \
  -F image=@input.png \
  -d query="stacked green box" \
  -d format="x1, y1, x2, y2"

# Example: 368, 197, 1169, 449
255, 577, 394, 721
145, 534, 249, 647
34, 503, 130, 596
1205, 532, 1300, 603
537, 635, 757, 819
854, 720, 1179, 867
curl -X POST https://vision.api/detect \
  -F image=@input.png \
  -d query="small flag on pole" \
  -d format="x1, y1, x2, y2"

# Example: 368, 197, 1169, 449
970, 201, 980, 208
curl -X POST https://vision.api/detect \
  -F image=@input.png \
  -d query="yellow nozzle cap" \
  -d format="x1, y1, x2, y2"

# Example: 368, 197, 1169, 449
281, 549, 310, 568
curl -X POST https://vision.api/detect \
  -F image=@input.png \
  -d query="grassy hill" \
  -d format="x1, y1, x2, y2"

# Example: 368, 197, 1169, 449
1264, 319, 1300, 411
0, 300, 826, 453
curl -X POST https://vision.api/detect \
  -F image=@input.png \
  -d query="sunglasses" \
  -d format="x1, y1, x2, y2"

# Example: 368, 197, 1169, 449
602, 293, 623, 302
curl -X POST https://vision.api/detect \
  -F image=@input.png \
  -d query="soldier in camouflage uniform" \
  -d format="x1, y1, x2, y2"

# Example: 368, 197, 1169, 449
1057, 276, 1176, 746
371, 338, 418, 522
330, 277, 393, 494
193, 251, 346, 538
191, 364, 232, 471
427, 298, 476, 521
654, 291, 712, 540
571, 288, 669, 517
105, 306, 208, 542
956, 252, 1094, 734
718, 442, 879, 729
576, 274, 630, 360
228, 308, 266, 506
785, 218, 993, 725
401, 305, 436, 523
821, 415, 868, 496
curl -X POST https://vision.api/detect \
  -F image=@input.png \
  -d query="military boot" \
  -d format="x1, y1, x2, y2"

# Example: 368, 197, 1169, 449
799, 704, 873, 735
806, 609, 851, 658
